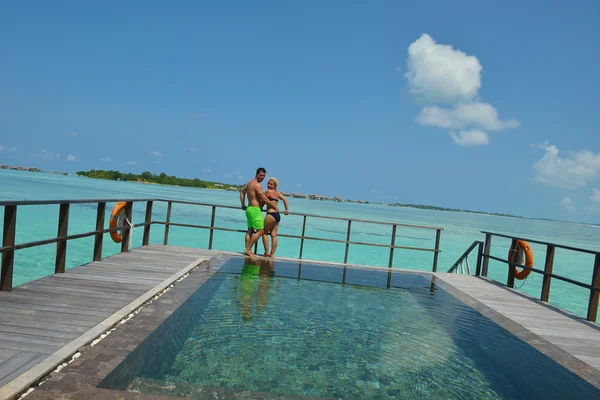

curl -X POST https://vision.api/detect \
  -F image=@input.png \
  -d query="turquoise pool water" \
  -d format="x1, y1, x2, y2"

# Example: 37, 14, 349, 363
100, 258, 600, 399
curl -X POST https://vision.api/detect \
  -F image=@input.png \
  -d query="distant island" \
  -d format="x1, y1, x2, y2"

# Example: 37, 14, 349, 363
75, 169, 244, 191
0, 163, 42, 173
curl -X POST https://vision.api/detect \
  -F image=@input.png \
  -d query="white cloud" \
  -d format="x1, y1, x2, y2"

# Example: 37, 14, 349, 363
0, 145, 4, 151
148, 150, 162, 157
100, 157, 111, 162
404, 33, 482, 105
9, 147, 16, 151
561, 197, 575, 211
449, 130, 490, 147
532, 142, 600, 190
590, 188, 600, 203
189, 147, 199, 152
296, 184, 302, 188
201, 168, 212, 172
126, 161, 136, 165
404, 33, 519, 147
153, 160, 163, 164
67, 154, 77, 162
417, 103, 520, 132
67, 131, 79, 137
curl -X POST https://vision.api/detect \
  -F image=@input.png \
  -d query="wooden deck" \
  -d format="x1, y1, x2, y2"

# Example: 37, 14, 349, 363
0, 245, 225, 400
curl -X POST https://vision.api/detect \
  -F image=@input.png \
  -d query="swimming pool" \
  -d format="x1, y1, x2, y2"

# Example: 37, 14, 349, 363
96, 256, 600, 399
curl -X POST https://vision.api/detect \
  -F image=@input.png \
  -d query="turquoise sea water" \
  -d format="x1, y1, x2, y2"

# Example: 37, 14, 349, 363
1, 169, 599, 319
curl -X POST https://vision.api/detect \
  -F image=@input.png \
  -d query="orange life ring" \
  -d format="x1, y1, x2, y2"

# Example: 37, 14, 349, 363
508, 240, 534, 280
109, 202, 127, 243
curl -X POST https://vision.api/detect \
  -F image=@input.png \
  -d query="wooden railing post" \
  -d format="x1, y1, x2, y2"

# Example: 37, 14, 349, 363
55, 203, 70, 274
507, 239, 517, 288
120, 201, 133, 253
343, 220, 352, 264
142, 201, 153, 246
388, 224, 397, 268
432, 228, 441, 272
298, 216, 307, 259
1, 205, 17, 291
481, 233, 492, 277
475, 241, 483, 276
93, 202, 106, 261
208, 206, 216, 250
586, 254, 600, 322
541, 245, 555, 302
163, 201, 172, 245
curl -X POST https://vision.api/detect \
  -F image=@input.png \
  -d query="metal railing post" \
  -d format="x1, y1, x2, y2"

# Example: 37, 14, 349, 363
93, 202, 106, 261
120, 201, 133, 253
298, 216, 307, 259
541, 245, 555, 302
55, 203, 70, 274
432, 228, 441, 272
475, 241, 483, 276
388, 224, 397, 269
142, 201, 153, 246
507, 239, 517, 288
587, 254, 600, 322
208, 206, 216, 250
163, 201, 172, 245
481, 233, 492, 277
1, 205, 17, 291
344, 220, 352, 264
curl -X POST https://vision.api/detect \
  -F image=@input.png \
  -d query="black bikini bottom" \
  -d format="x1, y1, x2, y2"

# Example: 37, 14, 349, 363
268, 212, 281, 223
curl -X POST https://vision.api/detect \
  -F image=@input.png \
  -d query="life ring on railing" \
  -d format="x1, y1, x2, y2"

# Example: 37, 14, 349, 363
109, 202, 127, 243
508, 240, 534, 280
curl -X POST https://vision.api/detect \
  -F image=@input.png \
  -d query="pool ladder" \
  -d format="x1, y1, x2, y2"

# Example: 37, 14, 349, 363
447, 240, 484, 275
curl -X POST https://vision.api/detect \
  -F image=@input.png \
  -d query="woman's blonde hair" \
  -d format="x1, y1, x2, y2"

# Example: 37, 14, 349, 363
269, 177, 278, 188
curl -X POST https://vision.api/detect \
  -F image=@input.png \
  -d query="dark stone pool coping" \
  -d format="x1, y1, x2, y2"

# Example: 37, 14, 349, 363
22, 256, 600, 399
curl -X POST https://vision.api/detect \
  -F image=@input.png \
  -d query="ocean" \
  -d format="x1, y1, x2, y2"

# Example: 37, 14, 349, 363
1, 169, 598, 319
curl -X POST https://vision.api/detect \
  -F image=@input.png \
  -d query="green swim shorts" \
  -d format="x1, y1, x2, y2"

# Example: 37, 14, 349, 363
245, 206, 264, 230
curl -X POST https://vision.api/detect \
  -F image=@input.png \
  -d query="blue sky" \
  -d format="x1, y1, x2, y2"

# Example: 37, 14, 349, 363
1, 1, 599, 222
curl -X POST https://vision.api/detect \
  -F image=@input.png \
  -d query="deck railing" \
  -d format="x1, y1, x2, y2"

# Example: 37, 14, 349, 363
461, 231, 600, 322
0, 198, 443, 292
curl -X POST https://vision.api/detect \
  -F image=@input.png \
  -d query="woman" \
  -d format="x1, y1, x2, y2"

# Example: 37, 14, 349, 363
261, 177, 289, 258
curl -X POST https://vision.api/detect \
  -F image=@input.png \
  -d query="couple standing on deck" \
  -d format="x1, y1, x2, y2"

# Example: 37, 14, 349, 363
240, 167, 289, 258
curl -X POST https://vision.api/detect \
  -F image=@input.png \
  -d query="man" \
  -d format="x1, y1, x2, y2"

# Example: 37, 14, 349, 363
240, 167, 279, 256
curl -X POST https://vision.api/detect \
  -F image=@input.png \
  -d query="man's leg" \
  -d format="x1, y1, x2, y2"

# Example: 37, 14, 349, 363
248, 229, 264, 252
245, 228, 253, 253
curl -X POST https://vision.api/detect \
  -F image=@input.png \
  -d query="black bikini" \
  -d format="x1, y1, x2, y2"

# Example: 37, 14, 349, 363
267, 197, 281, 223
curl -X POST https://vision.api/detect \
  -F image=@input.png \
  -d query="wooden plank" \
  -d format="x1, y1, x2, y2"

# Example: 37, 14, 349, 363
0, 332, 70, 348
0, 350, 19, 363
0, 301, 112, 318
0, 324, 81, 340
0, 339, 59, 355
0, 352, 46, 385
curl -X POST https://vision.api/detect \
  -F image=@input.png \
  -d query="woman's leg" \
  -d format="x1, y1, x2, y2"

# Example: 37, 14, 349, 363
262, 214, 275, 256
269, 222, 280, 257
